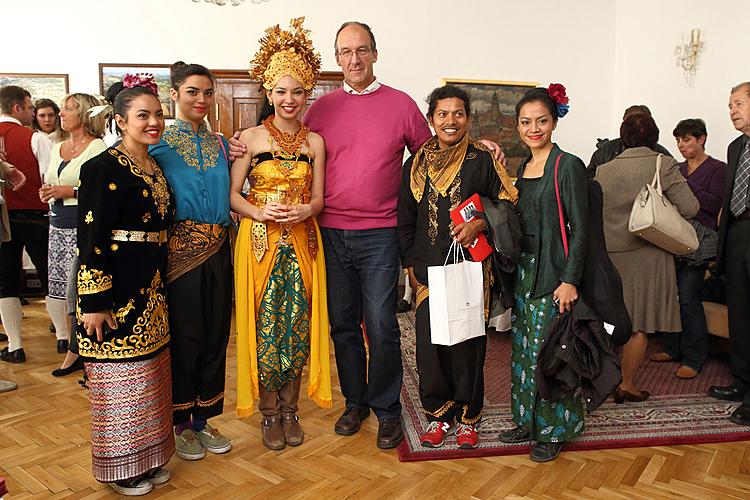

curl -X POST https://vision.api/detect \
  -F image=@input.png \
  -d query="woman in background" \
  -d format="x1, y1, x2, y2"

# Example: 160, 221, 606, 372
33, 98, 67, 143
42, 93, 107, 375
650, 118, 726, 379
596, 113, 698, 400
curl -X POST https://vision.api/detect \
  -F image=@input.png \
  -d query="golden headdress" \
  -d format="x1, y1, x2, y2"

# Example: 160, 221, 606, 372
249, 17, 321, 91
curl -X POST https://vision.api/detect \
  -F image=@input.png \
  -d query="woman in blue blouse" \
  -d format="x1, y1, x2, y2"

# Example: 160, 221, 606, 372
149, 61, 232, 462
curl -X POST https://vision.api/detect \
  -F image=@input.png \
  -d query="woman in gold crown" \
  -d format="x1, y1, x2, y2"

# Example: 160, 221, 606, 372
230, 17, 331, 451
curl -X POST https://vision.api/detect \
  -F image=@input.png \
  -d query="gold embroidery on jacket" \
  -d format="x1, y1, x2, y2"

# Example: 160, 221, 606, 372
84, 211, 93, 224
77, 265, 112, 295
110, 149, 170, 219
77, 270, 169, 360
114, 299, 135, 324
162, 123, 220, 171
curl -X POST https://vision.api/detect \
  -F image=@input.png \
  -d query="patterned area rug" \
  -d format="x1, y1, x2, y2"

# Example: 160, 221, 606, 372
396, 311, 750, 462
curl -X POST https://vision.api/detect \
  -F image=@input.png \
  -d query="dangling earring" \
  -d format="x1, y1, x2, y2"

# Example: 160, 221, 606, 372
267, 97, 273, 106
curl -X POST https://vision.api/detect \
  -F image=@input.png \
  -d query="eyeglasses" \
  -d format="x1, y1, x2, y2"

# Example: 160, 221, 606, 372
336, 47, 373, 60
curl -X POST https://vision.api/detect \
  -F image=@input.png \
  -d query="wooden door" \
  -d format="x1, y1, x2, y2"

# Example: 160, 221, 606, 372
211, 70, 344, 138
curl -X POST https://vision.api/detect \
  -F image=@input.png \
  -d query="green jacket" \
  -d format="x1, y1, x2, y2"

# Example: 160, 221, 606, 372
517, 144, 589, 298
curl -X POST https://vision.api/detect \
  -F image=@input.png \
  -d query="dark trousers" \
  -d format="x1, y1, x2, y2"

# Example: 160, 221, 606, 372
168, 241, 232, 424
0, 210, 49, 297
664, 262, 708, 371
725, 219, 750, 404
415, 297, 485, 424
320, 227, 402, 418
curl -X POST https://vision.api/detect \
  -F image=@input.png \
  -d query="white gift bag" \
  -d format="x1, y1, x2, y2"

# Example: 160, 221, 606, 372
427, 241, 485, 346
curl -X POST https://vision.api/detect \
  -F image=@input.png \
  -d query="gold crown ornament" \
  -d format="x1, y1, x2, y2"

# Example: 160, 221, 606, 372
249, 17, 321, 91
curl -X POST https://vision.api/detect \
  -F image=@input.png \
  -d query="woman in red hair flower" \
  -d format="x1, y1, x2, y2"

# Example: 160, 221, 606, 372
498, 84, 588, 463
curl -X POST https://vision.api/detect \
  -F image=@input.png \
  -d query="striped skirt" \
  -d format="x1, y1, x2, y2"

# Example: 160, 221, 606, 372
85, 349, 174, 482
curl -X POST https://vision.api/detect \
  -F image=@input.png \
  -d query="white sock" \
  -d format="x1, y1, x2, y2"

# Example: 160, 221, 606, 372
0, 297, 23, 351
46, 296, 70, 341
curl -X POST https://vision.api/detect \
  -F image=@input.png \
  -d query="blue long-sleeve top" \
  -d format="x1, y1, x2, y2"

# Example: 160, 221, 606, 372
149, 119, 231, 226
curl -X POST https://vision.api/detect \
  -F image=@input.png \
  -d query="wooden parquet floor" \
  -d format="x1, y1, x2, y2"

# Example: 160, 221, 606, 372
2, 299, 750, 499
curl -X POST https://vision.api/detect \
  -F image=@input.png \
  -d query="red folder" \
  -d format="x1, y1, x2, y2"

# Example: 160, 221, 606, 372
450, 193, 493, 261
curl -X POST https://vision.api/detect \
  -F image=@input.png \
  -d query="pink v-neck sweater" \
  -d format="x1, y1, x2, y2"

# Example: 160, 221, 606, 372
304, 85, 431, 230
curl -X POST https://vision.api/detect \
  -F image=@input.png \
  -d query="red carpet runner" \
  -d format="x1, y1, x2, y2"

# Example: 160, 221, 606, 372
396, 312, 750, 462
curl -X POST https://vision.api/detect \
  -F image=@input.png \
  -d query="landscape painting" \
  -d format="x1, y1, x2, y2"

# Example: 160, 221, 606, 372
443, 79, 537, 177
0, 73, 69, 105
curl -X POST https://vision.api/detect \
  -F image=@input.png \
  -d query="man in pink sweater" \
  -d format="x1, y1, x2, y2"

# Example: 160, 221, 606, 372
303, 21, 431, 449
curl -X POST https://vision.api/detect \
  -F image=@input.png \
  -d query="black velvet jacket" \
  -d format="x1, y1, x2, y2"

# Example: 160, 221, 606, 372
76, 148, 174, 362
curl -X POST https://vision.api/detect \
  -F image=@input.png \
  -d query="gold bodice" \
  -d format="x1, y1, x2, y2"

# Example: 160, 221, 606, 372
247, 152, 313, 208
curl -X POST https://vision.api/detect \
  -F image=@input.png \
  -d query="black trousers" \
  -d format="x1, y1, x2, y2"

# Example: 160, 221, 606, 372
415, 297, 486, 424
0, 210, 48, 297
725, 219, 750, 404
168, 240, 232, 424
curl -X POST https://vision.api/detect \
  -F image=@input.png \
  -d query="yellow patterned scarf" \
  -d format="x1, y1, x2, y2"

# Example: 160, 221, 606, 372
410, 133, 470, 203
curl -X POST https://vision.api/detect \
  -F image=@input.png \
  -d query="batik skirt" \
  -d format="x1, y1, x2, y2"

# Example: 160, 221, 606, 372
510, 253, 585, 443
48, 225, 76, 299
85, 349, 174, 482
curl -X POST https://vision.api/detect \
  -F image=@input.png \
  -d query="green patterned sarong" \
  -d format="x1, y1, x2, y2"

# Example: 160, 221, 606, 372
256, 244, 311, 391
510, 252, 585, 443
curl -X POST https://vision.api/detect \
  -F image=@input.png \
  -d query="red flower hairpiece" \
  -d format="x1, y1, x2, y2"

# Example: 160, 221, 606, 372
122, 73, 158, 95
547, 83, 570, 118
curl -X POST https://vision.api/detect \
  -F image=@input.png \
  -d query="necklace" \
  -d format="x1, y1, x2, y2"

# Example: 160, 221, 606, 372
120, 144, 156, 175
68, 135, 91, 155
263, 115, 309, 156
116, 145, 170, 219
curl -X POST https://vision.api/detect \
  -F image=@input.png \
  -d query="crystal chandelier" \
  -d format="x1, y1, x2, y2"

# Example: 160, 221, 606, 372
192, 0, 268, 5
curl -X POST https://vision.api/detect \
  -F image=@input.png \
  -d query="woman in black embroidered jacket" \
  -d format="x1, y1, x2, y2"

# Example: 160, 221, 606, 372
76, 75, 174, 496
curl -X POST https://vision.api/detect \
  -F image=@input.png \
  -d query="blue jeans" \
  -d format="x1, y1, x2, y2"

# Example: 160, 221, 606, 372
320, 227, 402, 418
664, 262, 708, 371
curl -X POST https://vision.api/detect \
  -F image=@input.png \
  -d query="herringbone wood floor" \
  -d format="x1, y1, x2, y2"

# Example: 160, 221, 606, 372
2, 299, 750, 499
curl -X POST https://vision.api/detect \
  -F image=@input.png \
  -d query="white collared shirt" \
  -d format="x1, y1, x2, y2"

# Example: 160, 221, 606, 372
0, 116, 51, 179
343, 78, 382, 95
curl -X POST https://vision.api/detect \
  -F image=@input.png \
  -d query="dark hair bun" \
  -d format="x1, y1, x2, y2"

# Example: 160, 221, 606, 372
105, 81, 124, 105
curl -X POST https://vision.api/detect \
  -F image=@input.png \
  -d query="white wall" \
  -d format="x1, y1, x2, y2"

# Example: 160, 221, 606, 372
2, 0, 617, 160
612, 0, 749, 162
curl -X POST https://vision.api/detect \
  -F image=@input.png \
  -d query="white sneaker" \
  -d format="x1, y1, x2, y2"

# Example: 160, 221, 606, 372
110, 477, 153, 496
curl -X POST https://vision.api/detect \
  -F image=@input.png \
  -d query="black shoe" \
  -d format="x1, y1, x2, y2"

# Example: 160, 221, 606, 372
499, 426, 531, 443
397, 299, 412, 313
530, 442, 564, 462
708, 384, 746, 402
20, 298, 28, 306
376, 417, 403, 449
51, 357, 84, 377
56, 339, 68, 354
49, 322, 56, 334
0, 333, 7, 342
0, 347, 26, 363
729, 404, 750, 426
334, 406, 370, 436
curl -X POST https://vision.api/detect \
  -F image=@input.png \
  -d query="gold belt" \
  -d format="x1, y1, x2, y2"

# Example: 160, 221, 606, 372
111, 229, 168, 244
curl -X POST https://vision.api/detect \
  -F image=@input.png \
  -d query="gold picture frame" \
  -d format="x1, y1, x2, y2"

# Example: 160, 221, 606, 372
443, 78, 537, 178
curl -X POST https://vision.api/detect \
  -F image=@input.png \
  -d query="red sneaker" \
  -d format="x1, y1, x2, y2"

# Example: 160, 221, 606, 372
455, 423, 478, 449
420, 421, 451, 448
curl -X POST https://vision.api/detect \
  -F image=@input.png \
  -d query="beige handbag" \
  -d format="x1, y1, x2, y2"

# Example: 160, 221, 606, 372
628, 154, 698, 255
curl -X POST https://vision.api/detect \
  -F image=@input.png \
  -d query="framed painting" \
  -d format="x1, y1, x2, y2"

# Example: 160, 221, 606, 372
443, 79, 537, 178
99, 63, 174, 118
0, 73, 69, 105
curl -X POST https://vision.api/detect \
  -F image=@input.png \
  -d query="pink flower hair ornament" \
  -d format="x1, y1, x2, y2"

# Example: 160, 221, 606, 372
122, 73, 158, 95
547, 83, 570, 118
